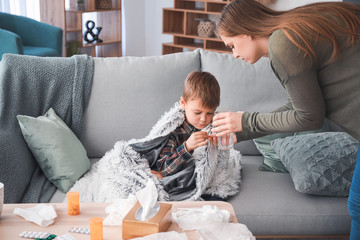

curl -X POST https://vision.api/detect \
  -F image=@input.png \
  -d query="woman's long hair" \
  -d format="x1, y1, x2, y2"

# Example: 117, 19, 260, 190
217, 0, 360, 63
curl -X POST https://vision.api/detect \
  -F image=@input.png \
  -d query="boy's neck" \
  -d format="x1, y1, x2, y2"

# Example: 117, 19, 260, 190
184, 120, 200, 132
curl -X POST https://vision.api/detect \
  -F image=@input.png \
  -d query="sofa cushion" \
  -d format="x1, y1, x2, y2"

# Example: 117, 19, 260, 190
271, 132, 358, 196
227, 156, 351, 236
82, 51, 201, 158
17, 108, 90, 193
198, 49, 288, 155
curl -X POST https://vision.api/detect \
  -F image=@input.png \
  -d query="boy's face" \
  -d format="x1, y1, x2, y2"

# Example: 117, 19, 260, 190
180, 97, 217, 130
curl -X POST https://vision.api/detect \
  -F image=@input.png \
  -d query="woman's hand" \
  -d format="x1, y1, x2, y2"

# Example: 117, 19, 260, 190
212, 111, 244, 136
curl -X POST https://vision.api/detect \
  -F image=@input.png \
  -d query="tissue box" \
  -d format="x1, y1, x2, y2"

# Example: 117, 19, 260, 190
122, 201, 172, 239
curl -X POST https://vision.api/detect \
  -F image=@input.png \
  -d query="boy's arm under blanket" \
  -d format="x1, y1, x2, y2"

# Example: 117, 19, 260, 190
154, 133, 193, 177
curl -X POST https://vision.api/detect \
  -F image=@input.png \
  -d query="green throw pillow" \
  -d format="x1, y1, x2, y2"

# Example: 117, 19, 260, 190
253, 122, 328, 172
17, 108, 90, 193
271, 132, 358, 196
253, 132, 293, 172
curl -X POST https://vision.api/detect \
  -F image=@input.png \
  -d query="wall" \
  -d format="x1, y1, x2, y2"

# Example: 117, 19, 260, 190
122, 0, 172, 56
124, 0, 342, 57
144, 0, 173, 57
122, 0, 146, 56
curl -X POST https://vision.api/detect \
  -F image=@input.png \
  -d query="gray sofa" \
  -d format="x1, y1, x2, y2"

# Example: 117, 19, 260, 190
50, 49, 350, 239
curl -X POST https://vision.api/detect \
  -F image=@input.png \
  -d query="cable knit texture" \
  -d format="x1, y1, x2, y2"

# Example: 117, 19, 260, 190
271, 132, 358, 196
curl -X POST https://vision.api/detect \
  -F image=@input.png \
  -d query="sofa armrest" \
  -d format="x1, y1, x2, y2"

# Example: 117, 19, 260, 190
0, 29, 23, 60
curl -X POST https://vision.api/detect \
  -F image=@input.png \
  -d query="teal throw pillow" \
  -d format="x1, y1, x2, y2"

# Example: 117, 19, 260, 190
17, 108, 90, 193
253, 132, 293, 172
271, 132, 358, 196
253, 122, 328, 172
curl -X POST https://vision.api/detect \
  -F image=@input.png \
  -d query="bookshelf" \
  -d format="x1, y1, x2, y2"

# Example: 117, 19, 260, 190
39, 0, 121, 57
162, 0, 232, 55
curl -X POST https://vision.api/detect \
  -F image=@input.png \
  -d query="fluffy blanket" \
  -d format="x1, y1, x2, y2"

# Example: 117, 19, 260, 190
0, 54, 93, 203
70, 102, 242, 202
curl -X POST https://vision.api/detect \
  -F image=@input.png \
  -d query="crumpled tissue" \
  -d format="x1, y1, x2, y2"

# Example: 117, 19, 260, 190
13, 204, 57, 227
130, 231, 188, 240
103, 194, 137, 226
197, 222, 255, 240
103, 179, 160, 225
172, 205, 231, 231
135, 179, 159, 221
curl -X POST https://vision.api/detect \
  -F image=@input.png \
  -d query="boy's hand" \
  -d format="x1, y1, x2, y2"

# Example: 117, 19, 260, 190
185, 131, 209, 152
151, 170, 163, 179
208, 134, 218, 147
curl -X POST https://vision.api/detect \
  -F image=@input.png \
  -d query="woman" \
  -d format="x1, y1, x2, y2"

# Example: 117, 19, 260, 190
212, 0, 360, 142
211, 1, 360, 238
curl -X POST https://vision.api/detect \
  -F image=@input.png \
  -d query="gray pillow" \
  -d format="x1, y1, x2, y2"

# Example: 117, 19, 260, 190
253, 122, 328, 172
271, 132, 358, 196
17, 108, 90, 193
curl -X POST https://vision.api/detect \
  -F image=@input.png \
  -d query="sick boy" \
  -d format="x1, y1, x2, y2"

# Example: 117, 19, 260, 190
150, 71, 220, 179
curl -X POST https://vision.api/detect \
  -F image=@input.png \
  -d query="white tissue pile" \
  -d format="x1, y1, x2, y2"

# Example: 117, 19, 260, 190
172, 205, 255, 240
13, 204, 57, 227
172, 205, 231, 230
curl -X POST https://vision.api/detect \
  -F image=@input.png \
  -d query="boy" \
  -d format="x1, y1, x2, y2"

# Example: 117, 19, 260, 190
151, 71, 220, 179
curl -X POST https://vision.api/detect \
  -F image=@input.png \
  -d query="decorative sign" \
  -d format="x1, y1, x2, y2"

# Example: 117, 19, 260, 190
83, 20, 103, 44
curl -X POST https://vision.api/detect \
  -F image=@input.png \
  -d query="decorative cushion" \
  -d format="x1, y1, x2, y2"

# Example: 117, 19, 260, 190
253, 132, 293, 172
271, 132, 359, 196
253, 123, 328, 172
17, 108, 90, 193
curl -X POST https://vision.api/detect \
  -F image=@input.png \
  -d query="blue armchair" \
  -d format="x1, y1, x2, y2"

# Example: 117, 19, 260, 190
0, 12, 63, 60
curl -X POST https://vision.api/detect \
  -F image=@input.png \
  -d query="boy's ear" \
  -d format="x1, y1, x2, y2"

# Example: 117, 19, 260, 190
180, 97, 186, 109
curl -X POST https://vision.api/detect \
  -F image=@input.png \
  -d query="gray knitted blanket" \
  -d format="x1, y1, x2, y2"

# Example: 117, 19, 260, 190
69, 102, 242, 202
0, 54, 93, 203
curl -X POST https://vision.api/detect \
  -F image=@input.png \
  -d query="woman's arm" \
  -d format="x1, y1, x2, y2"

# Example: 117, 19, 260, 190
234, 101, 294, 141
214, 30, 326, 141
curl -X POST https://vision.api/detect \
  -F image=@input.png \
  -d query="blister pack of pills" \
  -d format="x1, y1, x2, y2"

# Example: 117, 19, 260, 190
69, 227, 90, 235
19, 231, 51, 239
55, 233, 77, 240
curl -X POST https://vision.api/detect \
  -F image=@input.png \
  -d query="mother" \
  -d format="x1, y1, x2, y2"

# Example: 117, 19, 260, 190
211, 0, 360, 239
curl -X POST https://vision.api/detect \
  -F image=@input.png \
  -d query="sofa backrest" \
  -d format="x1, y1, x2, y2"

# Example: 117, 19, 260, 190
81, 51, 200, 158
81, 49, 289, 158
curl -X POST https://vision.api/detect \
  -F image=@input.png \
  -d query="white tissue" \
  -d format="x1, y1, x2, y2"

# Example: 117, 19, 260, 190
130, 231, 188, 240
135, 179, 159, 221
197, 222, 256, 240
103, 194, 137, 226
13, 204, 57, 227
172, 205, 231, 231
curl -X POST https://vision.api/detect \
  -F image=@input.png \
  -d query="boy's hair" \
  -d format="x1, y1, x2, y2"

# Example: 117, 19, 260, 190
183, 71, 220, 108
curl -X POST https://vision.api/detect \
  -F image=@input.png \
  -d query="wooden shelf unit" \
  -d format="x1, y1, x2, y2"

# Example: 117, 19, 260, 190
40, 0, 121, 57
162, 0, 232, 55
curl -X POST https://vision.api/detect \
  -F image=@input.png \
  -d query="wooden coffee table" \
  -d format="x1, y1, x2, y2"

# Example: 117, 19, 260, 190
0, 201, 238, 240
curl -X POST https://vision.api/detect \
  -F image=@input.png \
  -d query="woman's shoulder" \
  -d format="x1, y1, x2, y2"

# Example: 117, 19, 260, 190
269, 29, 287, 41
269, 29, 297, 54
269, 29, 315, 80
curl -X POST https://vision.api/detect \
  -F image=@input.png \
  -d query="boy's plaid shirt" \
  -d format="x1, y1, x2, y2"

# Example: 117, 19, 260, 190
154, 120, 199, 177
